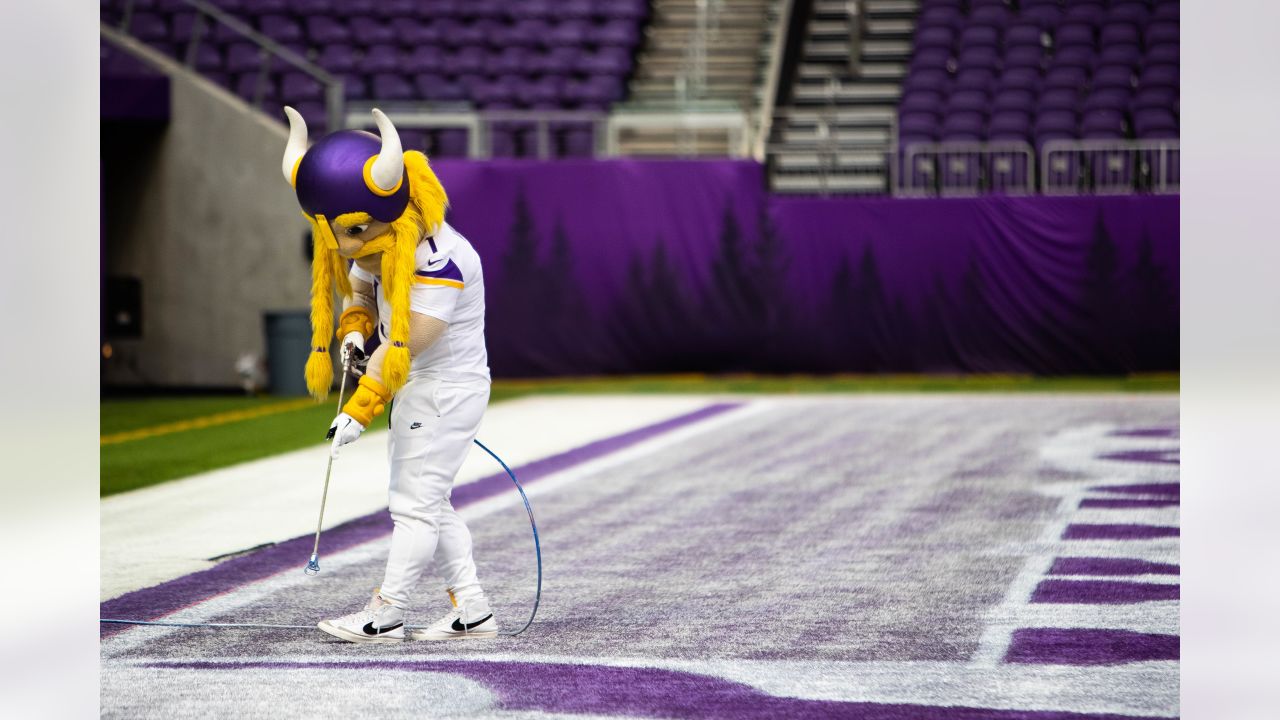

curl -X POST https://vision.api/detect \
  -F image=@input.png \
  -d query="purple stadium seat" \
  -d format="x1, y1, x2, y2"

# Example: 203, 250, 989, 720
442, 46, 485, 74
289, 0, 333, 15
919, 7, 964, 30
955, 67, 996, 91
560, 127, 595, 158
187, 43, 223, 72
968, 0, 1009, 7
290, 100, 325, 130
1110, 1, 1151, 24
1153, 3, 1180, 21
1083, 87, 1132, 113
1131, 86, 1177, 114
350, 17, 396, 45
988, 111, 1031, 141
305, 17, 350, 45
1064, 3, 1106, 28
969, 5, 1012, 29
484, 47, 526, 75
915, 26, 955, 50
1043, 65, 1089, 92
128, 12, 169, 42
558, 0, 595, 20
905, 68, 952, 94
593, 19, 641, 46
450, 19, 491, 47
947, 89, 990, 113
258, 15, 303, 44
1146, 43, 1180, 65
1092, 65, 1135, 91
1021, 6, 1064, 31
360, 46, 401, 74
338, 73, 368, 100
958, 46, 1000, 71
1146, 22, 1179, 47
993, 88, 1035, 113
372, 0, 417, 19
530, 46, 583, 73
1054, 23, 1095, 49
413, 74, 468, 102
899, 112, 940, 138
1081, 109, 1127, 138
1037, 88, 1079, 112
436, 129, 469, 157
235, 72, 278, 106
1139, 63, 1179, 90
398, 20, 442, 45
901, 90, 945, 116
1097, 44, 1142, 69
1021, 0, 1062, 7
599, 0, 650, 21
1035, 110, 1078, 135
223, 43, 265, 74
581, 46, 634, 75
518, 77, 563, 108
1133, 109, 1178, 138
280, 71, 323, 102
548, 19, 589, 46
941, 111, 985, 141
401, 46, 444, 73
959, 25, 1000, 49
1004, 24, 1045, 49
313, 45, 357, 74
1004, 45, 1046, 70
1099, 23, 1140, 47
998, 67, 1042, 92
500, 19, 550, 47
911, 47, 952, 71
371, 73, 416, 101
238, 0, 287, 14
1050, 45, 1093, 69
512, 0, 553, 20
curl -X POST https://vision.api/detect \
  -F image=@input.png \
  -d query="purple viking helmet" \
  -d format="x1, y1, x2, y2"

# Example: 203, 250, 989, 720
281, 107, 411, 224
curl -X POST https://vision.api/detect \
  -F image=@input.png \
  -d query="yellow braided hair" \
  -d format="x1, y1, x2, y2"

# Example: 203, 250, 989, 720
376, 150, 448, 397
304, 218, 354, 399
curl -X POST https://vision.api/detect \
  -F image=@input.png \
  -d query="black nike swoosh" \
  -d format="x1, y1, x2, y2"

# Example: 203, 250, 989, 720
362, 621, 404, 635
450, 614, 493, 632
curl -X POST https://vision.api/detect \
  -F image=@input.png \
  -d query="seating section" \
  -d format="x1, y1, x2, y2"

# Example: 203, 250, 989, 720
101, 0, 648, 156
899, 0, 1179, 149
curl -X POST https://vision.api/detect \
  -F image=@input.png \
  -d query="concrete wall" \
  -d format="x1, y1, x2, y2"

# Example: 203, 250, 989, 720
103, 30, 313, 389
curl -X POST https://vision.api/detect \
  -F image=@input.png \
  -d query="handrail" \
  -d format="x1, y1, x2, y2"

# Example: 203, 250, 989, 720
117, 0, 343, 129
753, 0, 796, 161
1041, 138, 1180, 195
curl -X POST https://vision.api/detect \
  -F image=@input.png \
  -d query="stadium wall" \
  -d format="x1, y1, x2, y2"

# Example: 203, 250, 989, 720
434, 160, 1178, 377
102, 37, 311, 388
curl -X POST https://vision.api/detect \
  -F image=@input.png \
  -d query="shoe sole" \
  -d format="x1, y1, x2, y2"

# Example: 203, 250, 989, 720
408, 630, 499, 641
317, 620, 404, 644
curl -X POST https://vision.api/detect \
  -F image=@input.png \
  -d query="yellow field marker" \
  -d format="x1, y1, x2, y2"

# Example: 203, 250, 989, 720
101, 398, 317, 446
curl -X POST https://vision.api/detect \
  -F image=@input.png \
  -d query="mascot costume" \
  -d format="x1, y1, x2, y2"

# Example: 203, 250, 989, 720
282, 106, 496, 643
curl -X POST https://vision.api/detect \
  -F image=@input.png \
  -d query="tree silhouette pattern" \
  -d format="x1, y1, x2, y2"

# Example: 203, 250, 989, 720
482, 193, 1177, 377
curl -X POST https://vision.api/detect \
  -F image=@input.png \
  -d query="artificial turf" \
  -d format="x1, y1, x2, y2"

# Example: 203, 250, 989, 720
100, 374, 1177, 496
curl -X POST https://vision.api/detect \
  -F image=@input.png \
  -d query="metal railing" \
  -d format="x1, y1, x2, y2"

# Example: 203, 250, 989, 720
899, 141, 1037, 196
608, 106, 751, 156
115, 0, 343, 130
345, 104, 609, 159
1041, 139, 1179, 195
752, 0, 796, 160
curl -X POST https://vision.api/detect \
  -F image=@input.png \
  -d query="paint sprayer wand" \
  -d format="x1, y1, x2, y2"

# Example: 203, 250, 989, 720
304, 347, 354, 576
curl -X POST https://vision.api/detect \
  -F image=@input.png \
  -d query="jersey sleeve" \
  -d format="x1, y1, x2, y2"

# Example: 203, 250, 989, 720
349, 263, 376, 284
409, 258, 465, 323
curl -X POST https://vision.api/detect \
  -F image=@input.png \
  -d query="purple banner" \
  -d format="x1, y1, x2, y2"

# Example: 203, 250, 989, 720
431, 160, 1178, 377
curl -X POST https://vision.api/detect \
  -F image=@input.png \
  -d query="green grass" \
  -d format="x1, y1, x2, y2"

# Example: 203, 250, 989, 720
100, 374, 1177, 496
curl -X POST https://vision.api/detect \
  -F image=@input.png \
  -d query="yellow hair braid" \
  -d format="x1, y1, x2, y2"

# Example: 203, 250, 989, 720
305, 222, 336, 399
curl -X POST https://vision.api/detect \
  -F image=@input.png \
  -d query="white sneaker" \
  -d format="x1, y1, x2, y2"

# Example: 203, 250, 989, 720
409, 604, 498, 641
317, 591, 406, 643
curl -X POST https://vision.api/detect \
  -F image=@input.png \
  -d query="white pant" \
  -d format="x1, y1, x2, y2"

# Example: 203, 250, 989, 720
379, 377, 490, 612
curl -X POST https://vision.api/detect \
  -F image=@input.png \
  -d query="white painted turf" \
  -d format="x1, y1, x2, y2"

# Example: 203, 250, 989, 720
102, 394, 1180, 719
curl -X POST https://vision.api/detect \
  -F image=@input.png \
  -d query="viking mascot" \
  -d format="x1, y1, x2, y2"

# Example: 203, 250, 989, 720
283, 106, 496, 643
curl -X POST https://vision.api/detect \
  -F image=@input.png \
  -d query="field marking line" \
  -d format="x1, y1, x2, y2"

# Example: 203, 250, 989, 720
101, 398, 317, 445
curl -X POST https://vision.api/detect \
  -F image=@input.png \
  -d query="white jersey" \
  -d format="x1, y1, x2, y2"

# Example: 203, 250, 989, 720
350, 222, 490, 383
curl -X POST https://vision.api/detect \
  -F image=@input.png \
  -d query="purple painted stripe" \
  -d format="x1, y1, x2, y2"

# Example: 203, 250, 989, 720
147, 659, 1169, 720
1049, 557, 1179, 576
1031, 579, 1178, 604
1063, 524, 1179, 541
1109, 427, 1178, 439
1005, 628, 1179, 666
1090, 483, 1179, 497
1079, 498, 1179, 509
1097, 449, 1179, 465
102, 402, 742, 637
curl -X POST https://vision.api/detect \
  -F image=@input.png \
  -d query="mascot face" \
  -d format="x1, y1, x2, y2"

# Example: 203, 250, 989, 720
282, 107, 410, 265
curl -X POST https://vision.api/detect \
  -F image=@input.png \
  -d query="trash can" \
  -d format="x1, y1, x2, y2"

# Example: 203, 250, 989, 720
264, 310, 314, 396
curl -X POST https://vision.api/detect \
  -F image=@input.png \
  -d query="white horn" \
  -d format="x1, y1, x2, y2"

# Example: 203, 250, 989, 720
369, 108, 404, 192
281, 106, 308, 184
